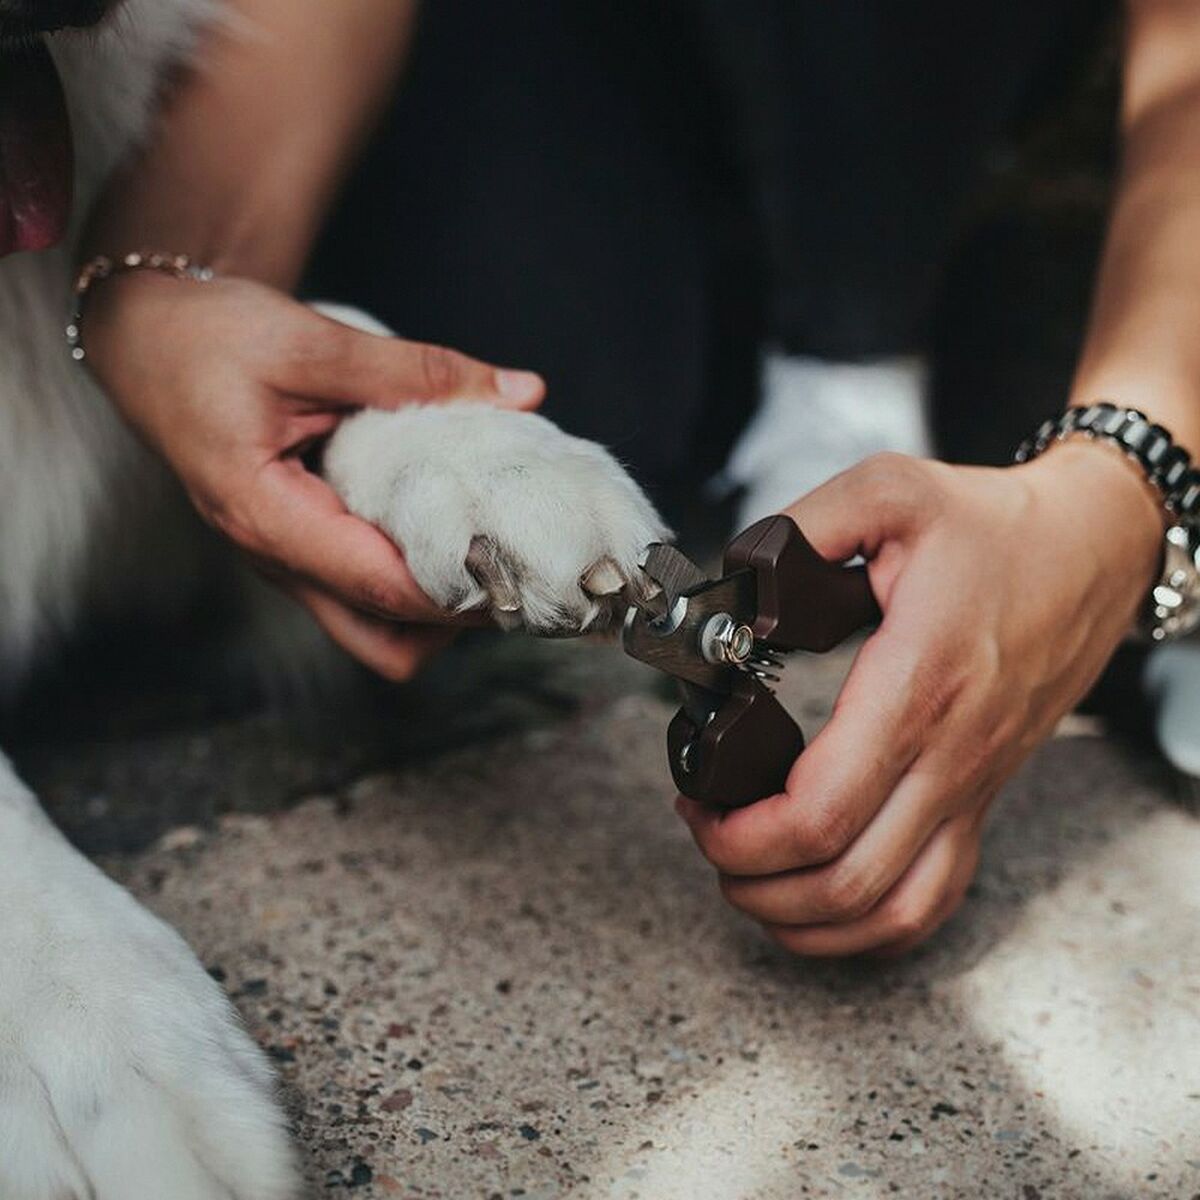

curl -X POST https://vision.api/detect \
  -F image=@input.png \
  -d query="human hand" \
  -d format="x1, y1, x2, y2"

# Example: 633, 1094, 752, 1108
83, 273, 545, 679
679, 445, 1163, 956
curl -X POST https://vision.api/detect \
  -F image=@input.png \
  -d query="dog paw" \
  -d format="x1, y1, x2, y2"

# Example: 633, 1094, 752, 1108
325, 402, 671, 635
0, 800, 298, 1200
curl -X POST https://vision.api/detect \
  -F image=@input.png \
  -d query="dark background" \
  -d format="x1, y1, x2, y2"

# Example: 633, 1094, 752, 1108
308, 0, 1119, 500
10, 2, 1145, 852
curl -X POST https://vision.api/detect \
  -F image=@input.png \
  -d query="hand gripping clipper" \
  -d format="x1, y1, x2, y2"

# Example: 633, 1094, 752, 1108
622, 514, 879, 808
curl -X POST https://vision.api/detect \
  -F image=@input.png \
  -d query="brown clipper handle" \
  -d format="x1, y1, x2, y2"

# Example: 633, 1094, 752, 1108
723, 513, 880, 652
668, 675, 805, 808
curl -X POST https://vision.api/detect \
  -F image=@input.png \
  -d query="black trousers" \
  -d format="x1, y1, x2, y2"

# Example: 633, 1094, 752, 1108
308, 1, 1109, 489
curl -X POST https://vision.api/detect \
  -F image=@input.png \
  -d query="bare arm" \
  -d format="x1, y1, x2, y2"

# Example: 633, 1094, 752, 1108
1072, 0, 1200, 450
86, 0, 416, 284
82, 0, 544, 679
683, 8, 1200, 957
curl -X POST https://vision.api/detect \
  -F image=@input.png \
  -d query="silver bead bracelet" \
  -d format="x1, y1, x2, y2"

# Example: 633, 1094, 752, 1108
67, 251, 216, 363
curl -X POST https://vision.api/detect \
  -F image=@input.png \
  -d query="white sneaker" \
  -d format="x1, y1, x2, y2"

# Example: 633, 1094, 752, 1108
1144, 639, 1200, 777
719, 352, 934, 526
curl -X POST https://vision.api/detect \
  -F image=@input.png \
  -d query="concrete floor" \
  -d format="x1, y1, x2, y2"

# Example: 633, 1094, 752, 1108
23, 633, 1199, 1199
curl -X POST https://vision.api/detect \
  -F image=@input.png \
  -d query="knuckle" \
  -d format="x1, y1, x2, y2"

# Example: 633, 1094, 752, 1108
375, 648, 420, 683
789, 801, 854, 865
696, 832, 737, 874
978, 704, 1024, 764
418, 342, 466, 395
717, 872, 751, 910
283, 317, 347, 372
203, 497, 258, 553
879, 895, 931, 944
815, 861, 880, 921
353, 576, 409, 617
907, 666, 962, 734
854, 452, 937, 524
768, 924, 814, 957
856, 451, 912, 491
679, 813, 735, 873
881, 638, 965, 741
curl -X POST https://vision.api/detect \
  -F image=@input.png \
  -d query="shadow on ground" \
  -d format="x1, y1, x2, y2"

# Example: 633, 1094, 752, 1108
13, 627, 1197, 1198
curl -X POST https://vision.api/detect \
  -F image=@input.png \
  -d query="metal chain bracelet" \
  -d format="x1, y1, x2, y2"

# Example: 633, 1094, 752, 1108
67, 251, 216, 363
1014, 402, 1200, 520
1016, 402, 1200, 641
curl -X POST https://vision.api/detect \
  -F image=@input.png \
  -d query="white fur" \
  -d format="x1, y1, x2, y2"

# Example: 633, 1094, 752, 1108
0, 6, 668, 1196
0, 7, 305, 1194
316, 303, 669, 634
0, 756, 296, 1200
326, 402, 668, 631
0, 0, 221, 691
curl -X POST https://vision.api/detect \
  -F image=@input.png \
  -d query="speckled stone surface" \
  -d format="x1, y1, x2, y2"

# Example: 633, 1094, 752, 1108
51, 635, 1199, 1200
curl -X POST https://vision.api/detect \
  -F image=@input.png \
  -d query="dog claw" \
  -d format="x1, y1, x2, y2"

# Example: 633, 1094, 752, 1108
629, 571, 663, 605
580, 556, 625, 597
623, 571, 666, 621
465, 536, 521, 612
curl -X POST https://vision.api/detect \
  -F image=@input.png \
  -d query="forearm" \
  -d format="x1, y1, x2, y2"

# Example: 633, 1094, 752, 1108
83, 0, 416, 289
1071, 0, 1200, 453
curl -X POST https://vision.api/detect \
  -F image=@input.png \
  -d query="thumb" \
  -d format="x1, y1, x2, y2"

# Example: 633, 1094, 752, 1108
247, 459, 450, 622
275, 305, 545, 412
784, 453, 930, 563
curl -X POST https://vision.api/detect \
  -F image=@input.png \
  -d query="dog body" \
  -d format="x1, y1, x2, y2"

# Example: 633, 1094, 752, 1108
1, 6, 318, 1195
0, 6, 665, 1196
0, 0, 215, 688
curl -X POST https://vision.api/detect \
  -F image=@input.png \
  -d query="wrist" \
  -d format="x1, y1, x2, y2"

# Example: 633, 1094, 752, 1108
78, 269, 190, 391
1067, 378, 1200, 468
79, 268, 272, 399
1020, 436, 1165, 590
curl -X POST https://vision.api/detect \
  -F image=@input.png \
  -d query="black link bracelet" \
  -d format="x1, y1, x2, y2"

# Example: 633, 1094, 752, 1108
1014, 403, 1200, 519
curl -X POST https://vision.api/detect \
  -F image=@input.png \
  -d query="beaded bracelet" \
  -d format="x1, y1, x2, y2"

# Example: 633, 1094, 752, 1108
67, 251, 215, 363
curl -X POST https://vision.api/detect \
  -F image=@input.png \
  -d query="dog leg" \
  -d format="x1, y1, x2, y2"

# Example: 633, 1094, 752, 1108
0, 753, 299, 1200
315, 305, 671, 635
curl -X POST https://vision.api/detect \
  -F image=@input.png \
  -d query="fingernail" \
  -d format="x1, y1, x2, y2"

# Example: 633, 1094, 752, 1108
495, 368, 544, 404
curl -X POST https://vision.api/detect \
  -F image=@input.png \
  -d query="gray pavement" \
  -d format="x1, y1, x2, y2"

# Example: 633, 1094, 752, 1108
23, 633, 1199, 1198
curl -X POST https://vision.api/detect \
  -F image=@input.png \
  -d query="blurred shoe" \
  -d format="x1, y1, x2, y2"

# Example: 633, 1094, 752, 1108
718, 352, 934, 526
1144, 638, 1200, 777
